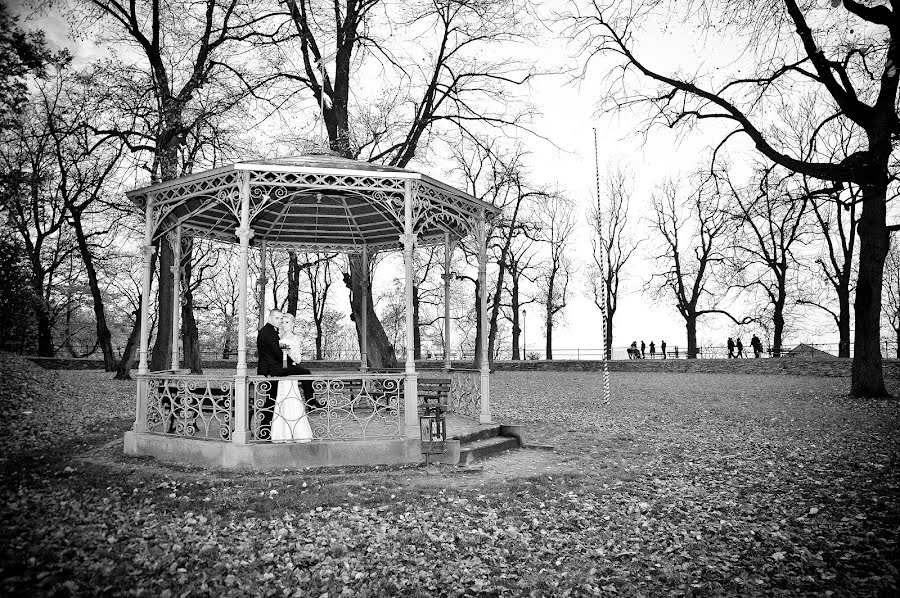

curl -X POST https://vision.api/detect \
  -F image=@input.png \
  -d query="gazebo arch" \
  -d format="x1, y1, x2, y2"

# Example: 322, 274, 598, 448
123, 154, 500, 468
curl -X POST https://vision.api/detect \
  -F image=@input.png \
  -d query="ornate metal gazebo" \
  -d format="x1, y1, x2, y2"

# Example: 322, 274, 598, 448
123, 154, 499, 468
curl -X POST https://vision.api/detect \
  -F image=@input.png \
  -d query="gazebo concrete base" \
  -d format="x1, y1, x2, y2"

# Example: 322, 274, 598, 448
123, 431, 425, 470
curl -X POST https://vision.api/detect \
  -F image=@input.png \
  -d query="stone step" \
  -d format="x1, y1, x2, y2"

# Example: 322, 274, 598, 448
452, 425, 501, 444
458, 435, 520, 465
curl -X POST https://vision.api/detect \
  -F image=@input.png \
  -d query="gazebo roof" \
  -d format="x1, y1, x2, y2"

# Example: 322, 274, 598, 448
127, 154, 500, 252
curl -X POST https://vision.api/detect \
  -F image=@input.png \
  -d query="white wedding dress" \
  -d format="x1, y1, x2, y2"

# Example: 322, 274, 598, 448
271, 333, 313, 442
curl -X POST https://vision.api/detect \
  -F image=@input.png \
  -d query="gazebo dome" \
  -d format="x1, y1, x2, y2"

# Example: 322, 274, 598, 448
127, 153, 499, 251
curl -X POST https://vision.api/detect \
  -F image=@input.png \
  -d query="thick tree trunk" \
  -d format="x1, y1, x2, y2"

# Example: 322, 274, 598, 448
511, 287, 521, 360
345, 254, 397, 368
545, 308, 553, 360
72, 216, 116, 370
838, 283, 851, 358
115, 252, 157, 380
114, 309, 141, 380
150, 239, 174, 371
315, 322, 323, 360
222, 315, 234, 359
686, 315, 698, 359
851, 183, 888, 396
33, 284, 53, 357
181, 243, 201, 373
773, 297, 785, 358
287, 252, 299, 315
605, 311, 614, 360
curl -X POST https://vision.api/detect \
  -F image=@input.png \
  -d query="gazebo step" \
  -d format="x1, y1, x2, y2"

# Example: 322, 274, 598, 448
452, 424, 501, 444
457, 435, 520, 465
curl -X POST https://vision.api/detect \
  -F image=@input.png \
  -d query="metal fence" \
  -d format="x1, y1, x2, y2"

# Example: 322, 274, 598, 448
22, 341, 900, 362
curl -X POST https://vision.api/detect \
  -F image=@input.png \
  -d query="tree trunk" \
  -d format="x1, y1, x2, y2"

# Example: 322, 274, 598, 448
605, 311, 614, 360
773, 296, 785, 358
181, 243, 201, 373
150, 238, 174, 371
287, 252, 299, 315
851, 182, 888, 396
222, 315, 234, 359
545, 307, 553, 360
115, 252, 157, 380
413, 284, 421, 359
71, 214, 116, 370
686, 315, 698, 359
345, 254, 397, 368
32, 276, 53, 357
511, 286, 521, 360
315, 321, 323, 360
114, 309, 141, 380
837, 290, 851, 358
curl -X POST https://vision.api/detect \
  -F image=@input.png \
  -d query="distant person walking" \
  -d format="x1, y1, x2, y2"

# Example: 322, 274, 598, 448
674, 346, 679, 359
736, 337, 745, 358
649, 341, 656, 359
640, 340, 646, 359
751, 335, 762, 358
660, 340, 667, 359
628, 341, 640, 359
727, 337, 735, 358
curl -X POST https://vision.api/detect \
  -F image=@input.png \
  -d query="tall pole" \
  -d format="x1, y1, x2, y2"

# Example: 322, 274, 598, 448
402, 181, 418, 436
169, 225, 181, 370
135, 196, 155, 432
477, 211, 490, 424
522, 309, 526, 360
233, 174, 253, 444
138, 199, 154, 375
360, 245, 369, 371
443, 232, 452, 371
593, 128, 611, 407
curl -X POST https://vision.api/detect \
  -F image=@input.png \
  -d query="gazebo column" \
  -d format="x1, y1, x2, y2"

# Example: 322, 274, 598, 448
134, 198, 155, 431
360, 245, 369, 371
257, 239, 267, 331
402, 181, 418, 437
443, 232, 452, 372
477, 212, 491, 424
169, 225, 181, 370
233, 174, 253, 445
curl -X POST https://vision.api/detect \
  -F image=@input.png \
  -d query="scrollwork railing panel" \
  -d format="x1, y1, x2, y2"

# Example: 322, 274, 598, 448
248, 375, 403, 442
146, 376, 234, 441
447, 369, 481, 419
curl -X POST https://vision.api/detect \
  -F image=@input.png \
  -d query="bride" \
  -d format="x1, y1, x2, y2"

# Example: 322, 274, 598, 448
271, 314, 313, 442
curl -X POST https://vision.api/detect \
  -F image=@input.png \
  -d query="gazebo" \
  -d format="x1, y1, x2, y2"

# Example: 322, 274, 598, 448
123, 154, 500, 468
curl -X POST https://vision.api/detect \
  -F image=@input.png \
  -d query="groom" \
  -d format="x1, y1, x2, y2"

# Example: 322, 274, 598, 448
255, 309, 317, 435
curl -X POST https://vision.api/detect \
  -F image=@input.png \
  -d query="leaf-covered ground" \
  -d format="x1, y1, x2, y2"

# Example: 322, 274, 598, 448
1, 353, 898, 597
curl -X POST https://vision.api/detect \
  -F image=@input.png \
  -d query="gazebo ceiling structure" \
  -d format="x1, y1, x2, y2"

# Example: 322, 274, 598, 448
126, 154, 500, 250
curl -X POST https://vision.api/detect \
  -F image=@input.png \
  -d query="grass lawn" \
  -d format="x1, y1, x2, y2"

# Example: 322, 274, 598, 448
1, 359, 898, 597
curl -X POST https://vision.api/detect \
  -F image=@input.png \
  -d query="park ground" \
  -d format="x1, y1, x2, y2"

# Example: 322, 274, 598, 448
1, 353, 898, 597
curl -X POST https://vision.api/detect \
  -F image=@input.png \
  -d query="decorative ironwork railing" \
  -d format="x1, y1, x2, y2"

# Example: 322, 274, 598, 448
446, 368, 481, 419
145, 375, 234, 440
248, 374, 404, 442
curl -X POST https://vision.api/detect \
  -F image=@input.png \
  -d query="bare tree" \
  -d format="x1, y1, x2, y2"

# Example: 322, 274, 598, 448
302, 252, 335, 360
78, 0, 279, 372
565, 0, 900, 394
0, 79, 76, 356
883, 240, 900, 358
534, 193, 575, 360
647, 175, 747, 358
502, 230, 539, 360
274, 0, 536, 368
721, 164, 812, 356
587, 165, 640, 359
